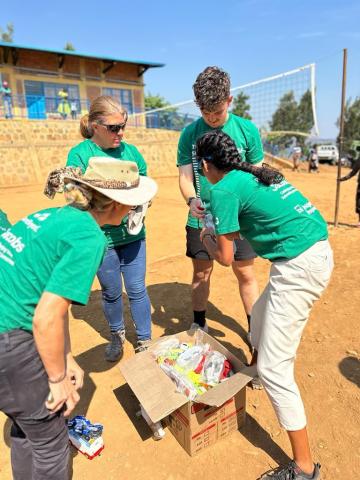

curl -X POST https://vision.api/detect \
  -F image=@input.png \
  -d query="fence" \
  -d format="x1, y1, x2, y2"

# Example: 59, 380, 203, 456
0, 95, 199, 131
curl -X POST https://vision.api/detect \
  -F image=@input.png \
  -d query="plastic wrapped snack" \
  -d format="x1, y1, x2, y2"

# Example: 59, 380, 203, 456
176, 345, 206, 372
152, 338, 181, 358
160, 363, 199, 400
202, 351, 227, 386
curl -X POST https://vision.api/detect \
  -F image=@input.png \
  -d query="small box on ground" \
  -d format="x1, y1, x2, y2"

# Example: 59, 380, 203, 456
120, 330, 255, 456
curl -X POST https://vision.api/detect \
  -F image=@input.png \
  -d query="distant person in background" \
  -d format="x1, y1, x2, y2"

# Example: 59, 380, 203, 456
308, 146, 319, 173
70, 100, 78, 120
339, 147, 360, 227
292, 146, 302, 172
0, 80, 13, 119
57, 88, 70, 120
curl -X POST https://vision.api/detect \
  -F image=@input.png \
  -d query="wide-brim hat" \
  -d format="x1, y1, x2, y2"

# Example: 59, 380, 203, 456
63, 157, 157, 206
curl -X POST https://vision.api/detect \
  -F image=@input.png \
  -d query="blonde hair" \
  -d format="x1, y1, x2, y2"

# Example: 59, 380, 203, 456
64, 182, 114, 211
80, 96, 128, 139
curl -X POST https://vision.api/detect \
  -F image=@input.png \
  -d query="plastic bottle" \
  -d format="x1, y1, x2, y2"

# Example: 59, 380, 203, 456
138, 404, 166, 441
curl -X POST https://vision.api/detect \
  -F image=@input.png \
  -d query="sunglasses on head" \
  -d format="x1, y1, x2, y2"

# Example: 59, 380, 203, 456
101, 122, 127, 134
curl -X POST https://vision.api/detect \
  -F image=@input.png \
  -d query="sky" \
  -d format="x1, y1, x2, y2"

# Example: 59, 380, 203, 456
1, 0, 359, 138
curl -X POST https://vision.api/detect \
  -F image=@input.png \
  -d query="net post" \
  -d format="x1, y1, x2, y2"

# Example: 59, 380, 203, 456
334, 48, 348, 227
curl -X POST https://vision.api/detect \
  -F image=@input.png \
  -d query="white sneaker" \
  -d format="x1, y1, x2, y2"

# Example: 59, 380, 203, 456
190, 321, 209, 333
251, 375, 263, 390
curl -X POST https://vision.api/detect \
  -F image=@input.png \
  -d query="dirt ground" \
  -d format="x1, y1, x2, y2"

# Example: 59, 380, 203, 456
0, 165, 359, 480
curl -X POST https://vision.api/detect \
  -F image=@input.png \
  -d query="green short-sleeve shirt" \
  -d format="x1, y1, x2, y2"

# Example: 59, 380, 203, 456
0, 209, 11, 233
209, 170, 328, 260
0, 206, 107, 334
177, 113, 264, 228
67, 139, 147, 248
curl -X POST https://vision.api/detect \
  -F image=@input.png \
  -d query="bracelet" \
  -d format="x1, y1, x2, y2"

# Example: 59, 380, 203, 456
48, 371, 67, 384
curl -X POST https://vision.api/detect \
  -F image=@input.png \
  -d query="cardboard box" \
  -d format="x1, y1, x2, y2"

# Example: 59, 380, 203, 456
120, 330, 255, 456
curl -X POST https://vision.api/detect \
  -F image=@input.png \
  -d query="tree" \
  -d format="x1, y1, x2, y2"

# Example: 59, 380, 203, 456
337, 97, 360, 153
64, 42, 76, 51
269, 90, 314, 149
232, 91, 252, 119
144, 93, 170, 110
0, 23, 14, 42
298, 90, 313, 134
144, 93, 187, 130
269, 91, 299, 147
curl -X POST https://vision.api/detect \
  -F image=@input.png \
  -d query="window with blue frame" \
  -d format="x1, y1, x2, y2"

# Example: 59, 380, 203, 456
24, 80, 80, 116
102, 88, 134, 114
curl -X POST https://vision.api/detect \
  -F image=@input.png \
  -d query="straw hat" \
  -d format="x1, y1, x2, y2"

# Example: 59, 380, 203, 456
63, 157, 157, 206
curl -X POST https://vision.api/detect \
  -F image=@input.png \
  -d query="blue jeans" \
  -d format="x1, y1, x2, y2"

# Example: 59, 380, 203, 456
97, 239, 151, 341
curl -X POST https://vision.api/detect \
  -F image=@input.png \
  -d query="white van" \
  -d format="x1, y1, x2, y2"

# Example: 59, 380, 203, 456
316, 145, 339, 164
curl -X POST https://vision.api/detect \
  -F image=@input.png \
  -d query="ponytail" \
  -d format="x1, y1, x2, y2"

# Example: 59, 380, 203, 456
196, 130, 284, 186
80, 113, 93, 139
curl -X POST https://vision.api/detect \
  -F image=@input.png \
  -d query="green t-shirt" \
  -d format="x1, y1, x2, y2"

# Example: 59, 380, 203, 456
209, 170, 328, 260
67, 139, 148, 248
177, 113, 264, 228
0, 206, 107, 334
0, 209, 11, 233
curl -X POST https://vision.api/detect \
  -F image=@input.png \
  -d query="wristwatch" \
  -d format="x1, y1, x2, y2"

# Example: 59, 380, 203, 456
186, 197, 196, 206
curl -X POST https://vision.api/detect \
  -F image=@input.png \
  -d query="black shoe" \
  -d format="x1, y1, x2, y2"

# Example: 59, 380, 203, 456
259, 461, 320, 480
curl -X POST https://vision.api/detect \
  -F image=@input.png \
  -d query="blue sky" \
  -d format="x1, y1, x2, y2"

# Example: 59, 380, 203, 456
1, 0, 359, 137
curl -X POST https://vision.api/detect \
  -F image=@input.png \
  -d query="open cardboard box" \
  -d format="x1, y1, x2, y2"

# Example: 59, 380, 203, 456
120, 330, 256, 456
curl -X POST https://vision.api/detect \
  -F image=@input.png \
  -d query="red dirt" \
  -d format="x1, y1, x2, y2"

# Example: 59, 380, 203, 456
0, 165, 359, 479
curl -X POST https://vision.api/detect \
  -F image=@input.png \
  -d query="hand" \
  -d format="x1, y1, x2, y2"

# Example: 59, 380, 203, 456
66, 353, 84, 390
200, 227, 217, 243
189, 198, 205, 219
46, 376, 80, 417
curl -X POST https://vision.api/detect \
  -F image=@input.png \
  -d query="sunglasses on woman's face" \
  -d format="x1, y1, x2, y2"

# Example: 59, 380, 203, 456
101, 122, 127, 134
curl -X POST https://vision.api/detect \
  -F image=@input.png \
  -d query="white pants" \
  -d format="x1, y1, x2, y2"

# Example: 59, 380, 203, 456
251, 240, 334, 431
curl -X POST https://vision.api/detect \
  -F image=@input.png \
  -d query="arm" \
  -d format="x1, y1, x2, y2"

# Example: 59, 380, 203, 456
33, 292, 80, 416
178, 164, 205, 219
131, 145, 147, 176
245, 120, 264, 165
64, 313, 84, 390
200, 229, 238, 266
339, 158, 360, 181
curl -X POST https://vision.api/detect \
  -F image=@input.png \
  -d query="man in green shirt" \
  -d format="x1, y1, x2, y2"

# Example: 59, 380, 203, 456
177, 66, 262, 337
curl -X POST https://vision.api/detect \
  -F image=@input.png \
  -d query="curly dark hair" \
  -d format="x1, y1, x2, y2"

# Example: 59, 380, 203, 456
193, 66, 231, 111
196, 130, 284, 186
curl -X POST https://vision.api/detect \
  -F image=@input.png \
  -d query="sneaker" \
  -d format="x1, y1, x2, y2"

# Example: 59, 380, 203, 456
251, 375, 263, 390
259, 461, 321, 479
105, 329, 125, 362
135, 339, 152, 353
190, 321, 209, 333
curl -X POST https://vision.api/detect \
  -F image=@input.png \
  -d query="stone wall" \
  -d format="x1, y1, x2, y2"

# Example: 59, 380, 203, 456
0, 120, 180, 187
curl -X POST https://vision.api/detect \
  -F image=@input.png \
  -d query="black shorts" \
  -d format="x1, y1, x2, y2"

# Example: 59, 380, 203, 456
185, 226, 257, 261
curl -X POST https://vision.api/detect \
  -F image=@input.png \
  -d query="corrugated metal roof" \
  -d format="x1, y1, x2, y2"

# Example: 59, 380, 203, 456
0, 41, 165, 68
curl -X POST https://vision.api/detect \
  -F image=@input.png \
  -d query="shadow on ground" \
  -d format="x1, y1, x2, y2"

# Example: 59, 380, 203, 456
72, 282, 251, 362
339, 356, 360, 388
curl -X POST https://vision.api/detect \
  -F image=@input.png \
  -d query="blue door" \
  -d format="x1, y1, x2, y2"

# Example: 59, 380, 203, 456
24, 81, 46, 119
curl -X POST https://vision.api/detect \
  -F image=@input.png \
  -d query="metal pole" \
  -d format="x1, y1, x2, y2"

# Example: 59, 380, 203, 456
334, 48, 348, 227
